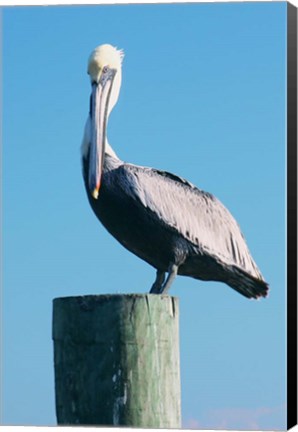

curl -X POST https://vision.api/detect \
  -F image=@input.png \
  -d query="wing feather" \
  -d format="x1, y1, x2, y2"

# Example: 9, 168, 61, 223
118, 164, 263, 280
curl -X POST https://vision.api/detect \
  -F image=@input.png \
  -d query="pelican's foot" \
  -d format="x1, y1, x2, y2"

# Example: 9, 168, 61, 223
149, 263, 178, 294
150, 269, 166, 294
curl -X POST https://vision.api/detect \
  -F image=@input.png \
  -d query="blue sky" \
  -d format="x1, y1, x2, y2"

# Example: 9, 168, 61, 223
2, 2, 287, 429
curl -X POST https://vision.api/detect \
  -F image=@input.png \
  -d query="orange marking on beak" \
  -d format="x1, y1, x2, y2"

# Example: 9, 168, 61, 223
92, 181, 101, 199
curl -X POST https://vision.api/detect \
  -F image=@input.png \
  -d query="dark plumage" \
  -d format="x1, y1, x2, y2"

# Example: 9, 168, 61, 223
82, 153, 269, 299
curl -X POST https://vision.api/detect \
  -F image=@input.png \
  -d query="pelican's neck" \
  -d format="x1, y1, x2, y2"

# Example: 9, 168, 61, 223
102, 71, 121, 160
105, 139, 119, 159
107, 67, 121, 116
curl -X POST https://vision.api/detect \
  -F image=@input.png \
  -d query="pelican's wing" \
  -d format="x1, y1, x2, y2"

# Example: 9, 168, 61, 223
118, 163, 264, 280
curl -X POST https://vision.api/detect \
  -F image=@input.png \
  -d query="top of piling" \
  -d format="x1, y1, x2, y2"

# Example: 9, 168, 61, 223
53, 293, 178, 302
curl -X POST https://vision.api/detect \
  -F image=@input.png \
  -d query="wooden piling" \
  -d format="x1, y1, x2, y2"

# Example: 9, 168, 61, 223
52, 294, 181, 427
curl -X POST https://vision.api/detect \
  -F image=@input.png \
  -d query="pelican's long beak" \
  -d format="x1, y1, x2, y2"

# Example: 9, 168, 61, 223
89, 69, 115, 199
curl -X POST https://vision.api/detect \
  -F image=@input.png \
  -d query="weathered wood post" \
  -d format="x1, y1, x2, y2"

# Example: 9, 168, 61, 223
52, 294, 181, 427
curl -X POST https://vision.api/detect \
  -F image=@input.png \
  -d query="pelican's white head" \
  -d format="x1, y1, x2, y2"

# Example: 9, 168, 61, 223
88, 44, 124, 114
83, 44, 124, 199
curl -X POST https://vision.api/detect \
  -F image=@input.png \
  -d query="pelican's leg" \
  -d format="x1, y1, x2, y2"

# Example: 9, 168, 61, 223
160, 263, 178, 294
150, 270, 166, 294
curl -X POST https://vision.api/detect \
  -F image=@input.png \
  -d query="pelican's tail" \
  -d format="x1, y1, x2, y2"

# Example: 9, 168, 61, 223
226, 266, 269, 299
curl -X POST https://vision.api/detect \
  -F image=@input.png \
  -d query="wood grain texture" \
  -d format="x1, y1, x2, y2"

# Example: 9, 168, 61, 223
52, 294, 181, 427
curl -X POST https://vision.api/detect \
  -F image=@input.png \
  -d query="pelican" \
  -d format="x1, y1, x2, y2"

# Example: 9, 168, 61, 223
81, 44, 269, 299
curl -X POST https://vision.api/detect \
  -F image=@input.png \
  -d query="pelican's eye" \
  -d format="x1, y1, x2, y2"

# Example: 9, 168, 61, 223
102, 65, 109, 74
